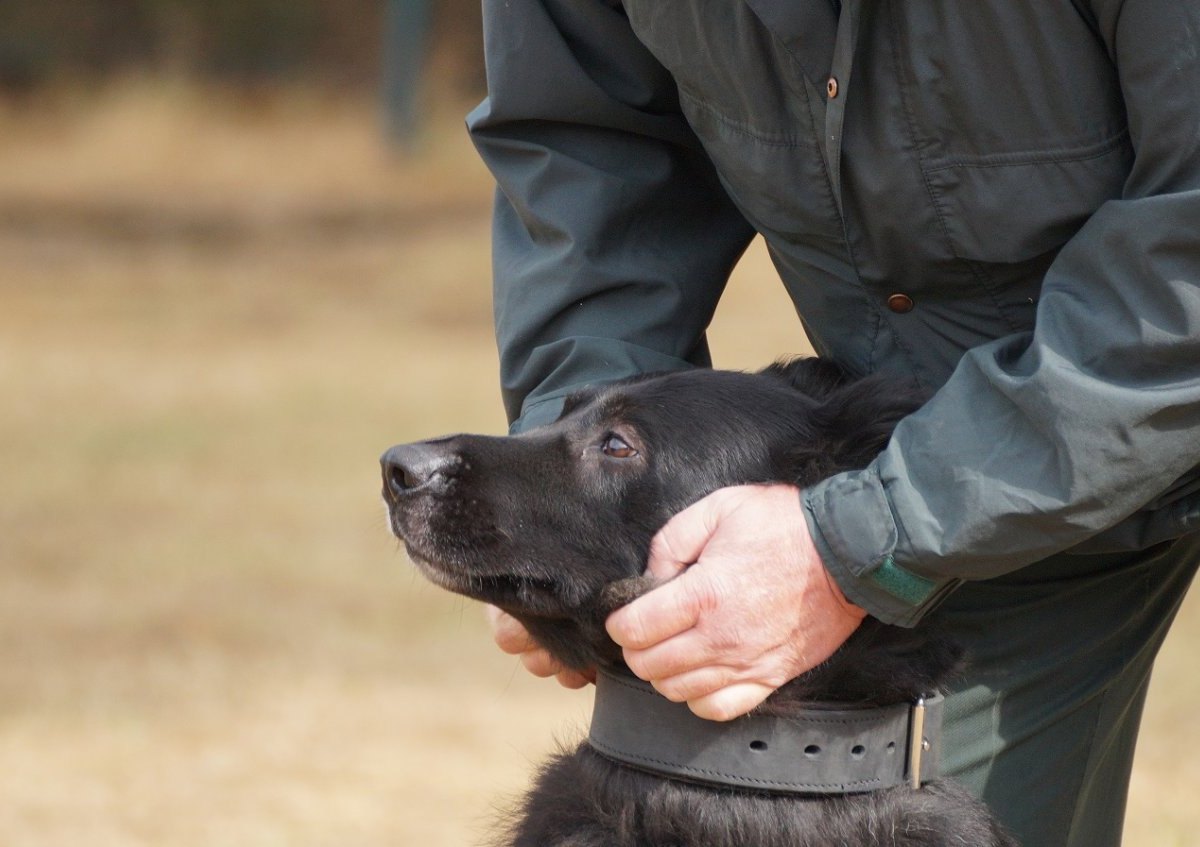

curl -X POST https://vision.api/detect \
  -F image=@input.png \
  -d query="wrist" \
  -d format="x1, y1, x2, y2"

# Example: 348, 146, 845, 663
801, 475, 958, 628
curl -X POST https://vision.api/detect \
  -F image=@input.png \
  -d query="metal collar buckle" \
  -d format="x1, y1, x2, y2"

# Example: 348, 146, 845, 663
908, 695, 931, 790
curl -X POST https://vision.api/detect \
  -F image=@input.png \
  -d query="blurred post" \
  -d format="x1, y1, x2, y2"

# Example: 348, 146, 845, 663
382, 0, 432, 148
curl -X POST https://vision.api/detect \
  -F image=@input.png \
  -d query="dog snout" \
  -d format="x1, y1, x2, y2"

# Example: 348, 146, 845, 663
381, 442, 459, 499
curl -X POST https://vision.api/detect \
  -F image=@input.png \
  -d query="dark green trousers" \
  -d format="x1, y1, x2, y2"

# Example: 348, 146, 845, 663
939, 534, 1200, 847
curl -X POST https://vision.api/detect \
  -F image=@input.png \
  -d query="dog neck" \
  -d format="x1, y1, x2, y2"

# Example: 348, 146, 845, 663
587, 666, 942, 795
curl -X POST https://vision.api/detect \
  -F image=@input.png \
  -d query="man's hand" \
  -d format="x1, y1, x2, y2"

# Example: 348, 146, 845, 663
605, 484, 866, 721
485, 604, 596, 689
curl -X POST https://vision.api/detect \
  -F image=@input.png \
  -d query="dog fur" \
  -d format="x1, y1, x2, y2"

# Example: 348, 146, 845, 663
381, 359, 1016, 847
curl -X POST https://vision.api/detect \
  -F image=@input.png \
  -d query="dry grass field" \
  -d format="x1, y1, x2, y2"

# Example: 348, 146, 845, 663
0, 81, 1196, 846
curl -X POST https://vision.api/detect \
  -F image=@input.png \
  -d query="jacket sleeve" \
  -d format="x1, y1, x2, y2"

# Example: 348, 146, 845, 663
467, 0, 756, 432
804, 0, 1200, 626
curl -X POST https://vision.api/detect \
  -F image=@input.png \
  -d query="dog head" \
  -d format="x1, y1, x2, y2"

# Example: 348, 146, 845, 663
381, 359, 939, 684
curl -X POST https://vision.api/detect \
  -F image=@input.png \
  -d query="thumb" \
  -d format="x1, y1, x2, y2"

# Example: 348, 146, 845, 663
645, 497, 719, 581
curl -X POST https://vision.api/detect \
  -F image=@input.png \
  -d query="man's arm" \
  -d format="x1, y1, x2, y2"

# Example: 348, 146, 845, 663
467, 0, 756, 432
609, 0, 1200, 721
806, 0, 1200, 626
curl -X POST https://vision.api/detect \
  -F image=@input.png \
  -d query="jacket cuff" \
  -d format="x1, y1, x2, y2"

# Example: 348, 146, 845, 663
802, 468, 960, 627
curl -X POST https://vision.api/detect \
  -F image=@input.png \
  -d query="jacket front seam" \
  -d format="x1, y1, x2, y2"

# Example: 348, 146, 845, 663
875, 0, 967, 388
883, 0, 1028, 338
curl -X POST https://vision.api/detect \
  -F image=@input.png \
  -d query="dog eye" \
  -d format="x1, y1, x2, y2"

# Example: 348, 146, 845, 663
601, 435, 638, 459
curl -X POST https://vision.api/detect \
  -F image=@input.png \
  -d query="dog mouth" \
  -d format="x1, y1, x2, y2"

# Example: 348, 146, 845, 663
382, 472, 566, 615
405, 548, 560, 610
471, 571, 558, 599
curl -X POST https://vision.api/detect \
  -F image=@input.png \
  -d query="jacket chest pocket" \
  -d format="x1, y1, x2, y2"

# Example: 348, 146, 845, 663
882, 0, 1134, 263
920, 138, 1133, 264
677, 89, 844, 244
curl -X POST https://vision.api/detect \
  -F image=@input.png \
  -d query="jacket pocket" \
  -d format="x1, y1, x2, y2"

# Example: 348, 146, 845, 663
922, 134, 1134, 264
677, 88, 844, 244
886, 0, 1134, 263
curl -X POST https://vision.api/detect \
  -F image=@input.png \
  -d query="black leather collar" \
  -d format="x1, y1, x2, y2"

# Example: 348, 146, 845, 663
588, 667, 943, 795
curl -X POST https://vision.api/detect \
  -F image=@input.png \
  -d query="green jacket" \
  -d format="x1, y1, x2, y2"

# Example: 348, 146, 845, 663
467, 0, 1200, 625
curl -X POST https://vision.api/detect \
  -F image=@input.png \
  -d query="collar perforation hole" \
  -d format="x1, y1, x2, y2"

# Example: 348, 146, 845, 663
851, 744, 866, 759
749, 740, 768, 752
803, 744, 822, 759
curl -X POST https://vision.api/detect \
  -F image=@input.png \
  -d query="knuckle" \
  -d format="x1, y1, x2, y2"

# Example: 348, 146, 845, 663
646, 532, 673, 565
681, 574, 721, 616
705, 622, 743, 655
761, 657, 801, 690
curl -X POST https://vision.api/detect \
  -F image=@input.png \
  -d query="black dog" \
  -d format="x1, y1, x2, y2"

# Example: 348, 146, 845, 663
381, 359, 1016, 847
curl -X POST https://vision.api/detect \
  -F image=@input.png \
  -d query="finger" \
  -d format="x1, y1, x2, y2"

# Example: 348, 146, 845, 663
487, 606, 540, 655
519, 647, 564, 679
623, 629, 719, 682
606, 573, 710, 650
649, 665, 736, 704
687, 681, 775, 722
644, 495, 723, 581
554, 668, 595, 690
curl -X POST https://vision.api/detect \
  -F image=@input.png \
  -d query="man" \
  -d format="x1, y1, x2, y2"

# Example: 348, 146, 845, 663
466, 1, 1200, 844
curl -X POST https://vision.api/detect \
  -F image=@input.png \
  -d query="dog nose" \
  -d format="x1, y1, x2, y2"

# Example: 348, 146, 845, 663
380, 442, 458, 498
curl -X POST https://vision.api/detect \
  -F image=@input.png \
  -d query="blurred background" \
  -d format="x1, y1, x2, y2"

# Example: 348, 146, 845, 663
0, 3, 1196, 845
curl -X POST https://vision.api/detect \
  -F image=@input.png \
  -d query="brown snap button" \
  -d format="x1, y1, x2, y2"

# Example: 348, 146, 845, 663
887, 293, 915, 314
826, 77, 839, 99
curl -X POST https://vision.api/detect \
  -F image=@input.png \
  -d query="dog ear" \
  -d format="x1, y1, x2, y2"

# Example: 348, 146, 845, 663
788, 374, 928, 482
758, 357, 848, 400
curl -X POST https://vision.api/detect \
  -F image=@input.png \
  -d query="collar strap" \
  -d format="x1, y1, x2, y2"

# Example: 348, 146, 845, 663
588, 667, 943, 795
